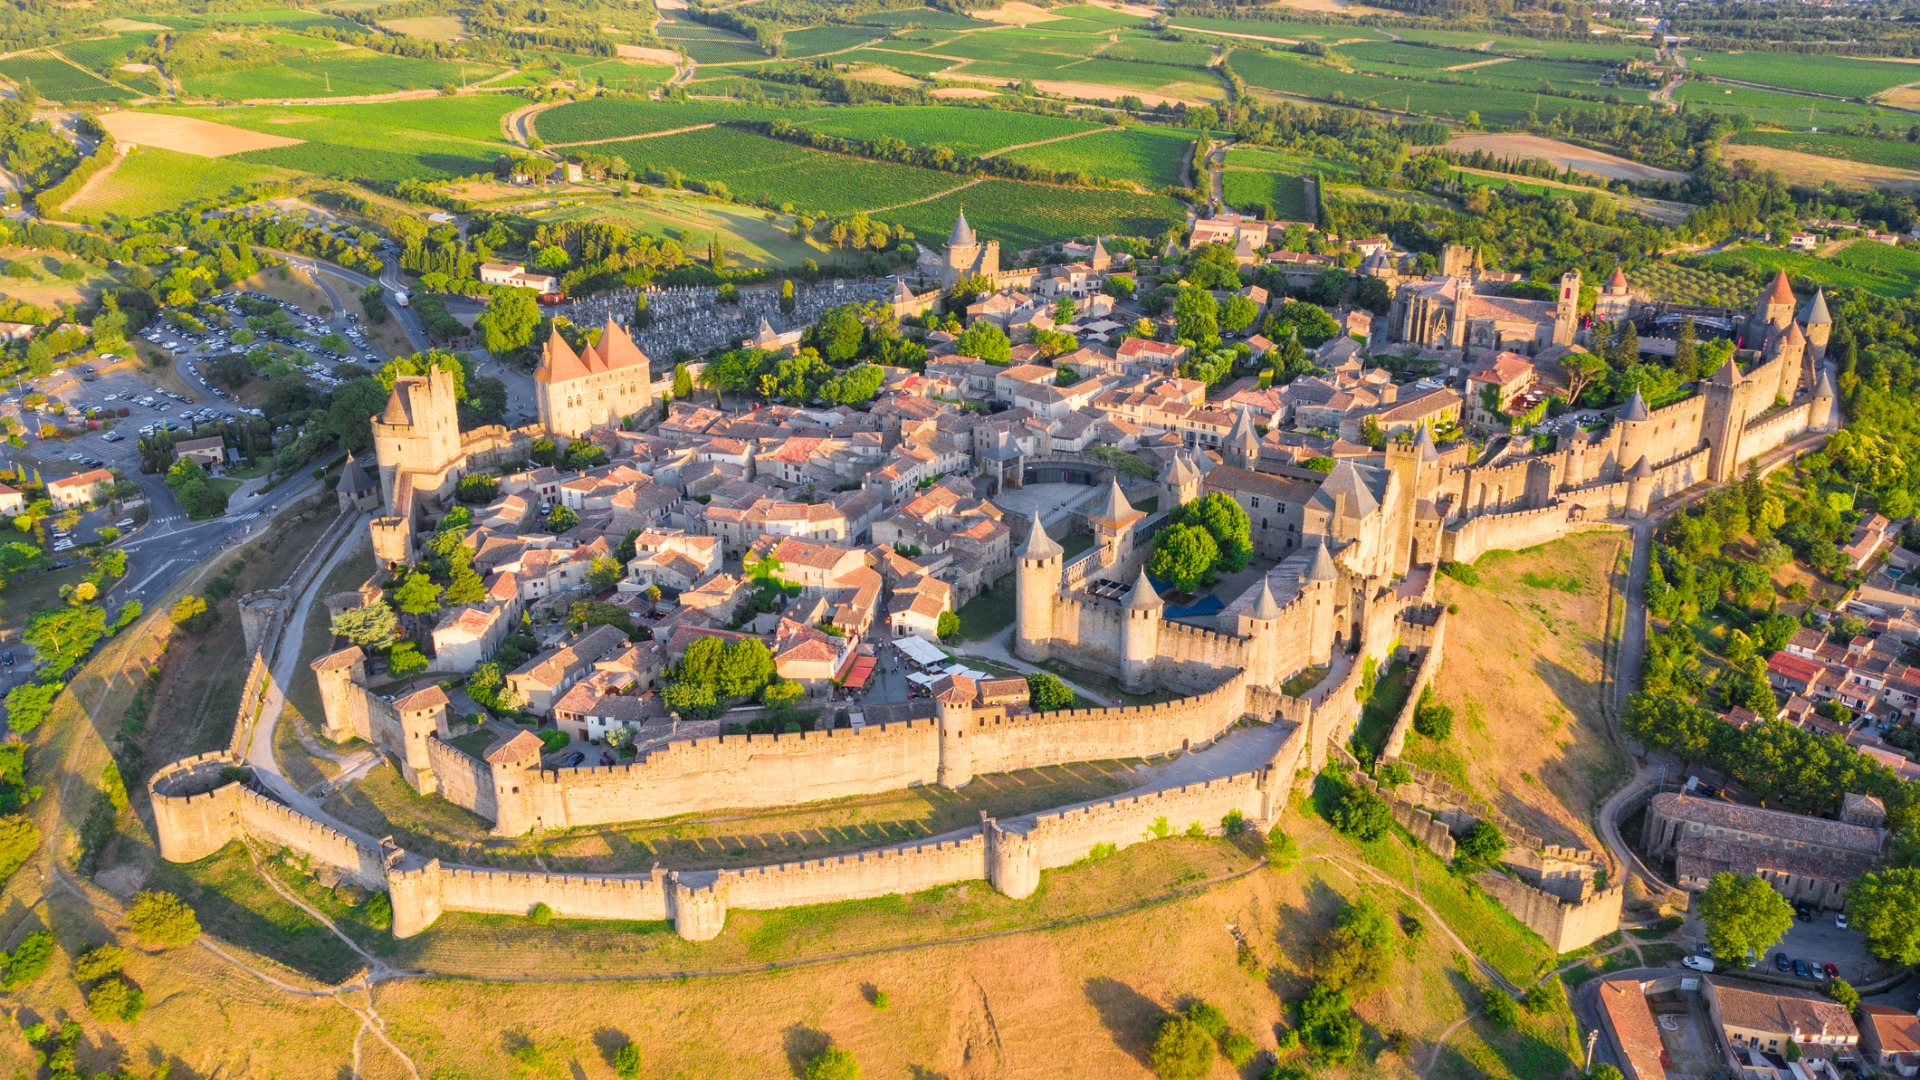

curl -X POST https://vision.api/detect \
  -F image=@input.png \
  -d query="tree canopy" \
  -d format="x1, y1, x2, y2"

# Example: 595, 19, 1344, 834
1699, 871, 1793, 962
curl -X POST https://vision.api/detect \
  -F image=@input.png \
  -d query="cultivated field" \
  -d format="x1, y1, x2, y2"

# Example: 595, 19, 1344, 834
96, 111, 303, 157
999, 125, 1195, 188
789, 104, 1099, 157
158, 97, 518, 183
521, 192, 857, 270
1673, 80, 1890, 131
177, 48, 501, 99
1720, 140, 1920, 192
1419, 532, 1628, 853
64, 145, 297, 221
576, 127, 969, 215
1222, 167, 1312, 220
1700, 241, 1920, 297
1439, 133, 1686, 182
882, 178, 1188, 246
1731, 130, 1920, 172
0, 53, 136, 101
533, 98, 815, 144
1687, 50, 1919, 100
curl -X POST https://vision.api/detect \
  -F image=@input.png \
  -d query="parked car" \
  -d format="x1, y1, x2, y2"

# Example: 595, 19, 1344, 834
1792, 959, 1811, 978
1774, 952, 1791, 972
560, 751, 586, 768
1837, 912, 1850, 930
1824, 963, 1840, 980
1796, 905, 1812, 923
1681, 955, 1715, 973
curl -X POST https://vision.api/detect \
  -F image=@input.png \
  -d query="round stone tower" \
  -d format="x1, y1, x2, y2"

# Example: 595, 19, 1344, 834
1119, 569, 1162, 695
1014, 512, 1063, 663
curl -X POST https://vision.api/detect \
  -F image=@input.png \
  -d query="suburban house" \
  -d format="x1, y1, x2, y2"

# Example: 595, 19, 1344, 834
47, 469, 113, 510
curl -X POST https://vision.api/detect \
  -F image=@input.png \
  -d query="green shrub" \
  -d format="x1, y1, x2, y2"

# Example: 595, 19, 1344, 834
1481, 987, 1520, 1028
529, 902, 554, 925
84, 974, 144, 1022
1221, 1030, 1256, 1067
804, 1046, 860, 1080
1184, 1002, 1228, 1040
1, 931, 55, 989
1148, 1016, 1214, 1080
127, 890, 199, 948
72, 944, 125, 984
1265, 826, 1298, 868
870, 989, 889, 1010
612, 1040, 642, 1079
1438, 560, 1479, 585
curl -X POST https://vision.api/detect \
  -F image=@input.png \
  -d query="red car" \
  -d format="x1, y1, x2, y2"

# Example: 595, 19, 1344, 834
1824, 963, 1841, 979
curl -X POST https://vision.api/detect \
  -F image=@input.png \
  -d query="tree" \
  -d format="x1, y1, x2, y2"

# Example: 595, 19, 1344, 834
718, 639, 776, 699
166, 458, 228, 518
955, 319, 1011, 364
3, 683, 60, 735
1147, 1016, 1214, 1080
762, 679, 805, 712
1297, 984, 1362, 1066
1355, 275, 1392, 314
937, 610, 960, 641
127, 890, 200, 947
1182, 493, 1251, 573
0, 816, 37, 890
1185, 243, 1241, 289
328, 377, 390, 456
586, 555, 624, 594
1315, 897, 1397, 994
387, 642, 428, 678
1825, 978, 1859, 1012
1331, 784, 1391, 841
168, 594, 215, 632
1220, 294, 1259, 333
779, 278, 796, 315
455, 474, 500, 504
477, 287, 542, 354
1589, 1065, 1625, 1080
1481, 987, 1520, 1029
86, 975, 144, 1022
393, 571, 443, 618
1456, 821, 1506, 868
1148, 523, 1219, 593
1847, 867, 1920, 964
73, 944, 125, 985
1413, 687, 1453, 740
672, 362, 694, 399
1560, 350, 1608, 406
1673, 316, 1699, 381
1026, 672, 1074, 712
1266, 300, 1342, 347
1699, 872, 1794, 962
331, 602, 398, 649
1173, 286, 1219, 343
804, 1047, 860, 1080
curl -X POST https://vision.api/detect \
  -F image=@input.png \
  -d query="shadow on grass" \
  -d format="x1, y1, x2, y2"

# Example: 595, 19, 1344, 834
1083, 976, 1166, 1068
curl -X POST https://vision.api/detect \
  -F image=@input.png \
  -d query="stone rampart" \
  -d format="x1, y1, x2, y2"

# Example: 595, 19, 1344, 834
1153, 622, 1253, 693
425, 737, 496, 821
1441, 504, 1583, 565
512, 718, 943, 832
966, 673, 1248, 774
436, 863, 671, 922
1740, 400, 1817, 463
148, 753, 243, 863
1380, 613, 1447, 761
235, 788, 384, 887
1474, 870, 1624, 953
224, 653, 275, 759
1025, 771, 1267, 869
719, 834, 988, 911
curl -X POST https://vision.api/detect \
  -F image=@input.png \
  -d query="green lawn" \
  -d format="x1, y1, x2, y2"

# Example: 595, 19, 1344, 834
955, 577, 1015, 641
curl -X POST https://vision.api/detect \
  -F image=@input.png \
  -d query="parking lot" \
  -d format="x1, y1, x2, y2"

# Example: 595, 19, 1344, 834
1687, 907, 1888, 986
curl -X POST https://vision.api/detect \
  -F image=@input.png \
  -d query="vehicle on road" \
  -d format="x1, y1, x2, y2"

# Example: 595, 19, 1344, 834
114, 518, 133, 529
1837, 912, 1849, 929
1681, 955, 1715, 973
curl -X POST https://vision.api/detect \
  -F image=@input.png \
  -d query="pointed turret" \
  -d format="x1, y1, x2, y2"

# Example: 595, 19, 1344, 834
1306, 542, 1337, 582
1607, 266, 1628, 290
1814, 366, 1836, 400
1710, 356, 1742, 386
1087, 476, 1140, 529
1225, 405, 1261, 468
1764, 269, 1795, 306
1413, 423, 1440, 462
534, 327, 589, 384
1619, 389, 1650, 423
948, 211, 975, 249
1091, 235, 1110, 269
1802, 288, 1832, 327
338, 452, 374, 499
1250, 575, 1281, 621
1127, 568, 1162, 611
1628, 454, 1653, 480
1018, 512, 1062, 560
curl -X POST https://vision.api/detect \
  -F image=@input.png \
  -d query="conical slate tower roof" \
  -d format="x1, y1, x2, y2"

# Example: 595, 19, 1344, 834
1619, 389, 1650, 422
1802, 289, 1832, 326
1764, 269, 1795, 305
1250, 575, 1281, 620
1087, 477, 1137, 526
1413, 423, 1440, 462
1307, 542, 1338, 582
1710, 357, 1743, 386
948, 211, 975, 248
338, 452, 374, 497
1127, 568, 1162, 610
1815, 367, 1837, 399
1018, 512, 1062, 560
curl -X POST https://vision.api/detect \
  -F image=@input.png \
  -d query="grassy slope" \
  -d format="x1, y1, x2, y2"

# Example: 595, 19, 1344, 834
1412, 532, 1628, 853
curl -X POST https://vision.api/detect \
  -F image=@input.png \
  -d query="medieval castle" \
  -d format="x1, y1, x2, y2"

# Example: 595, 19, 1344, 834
145, 249, 1836, 953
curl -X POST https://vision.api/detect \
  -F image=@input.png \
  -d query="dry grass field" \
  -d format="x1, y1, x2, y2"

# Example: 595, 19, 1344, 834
95, 111, 304, 157
1441, 133, 1685, 183
1412, 531, 1628, 853
1722, 141, 1920, 191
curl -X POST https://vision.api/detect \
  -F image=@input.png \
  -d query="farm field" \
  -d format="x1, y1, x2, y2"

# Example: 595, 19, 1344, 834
64, 145, 297, 221
1102, 37, 1216, 66
1222, 167, 1311, 220
1440, 132, 1686, 182
575, 126, 968, 216
1730, 130, 1920, 171
1674, 79, 1889, 130
379, 15, 467, 40
1166, 13, 1389, 41
999, 125, 1194, 188
1721, 139, 1920, 192
53, 33, 154, 73
523, 192, 856, 269
881, 178, 1187, 247
780, 25, 883, 57
681, 37, 776, 64
848, 6, 983, 28
1687, 50, 1919, 100
785, 104, 1097, 156
206, 98, 517, 181
834, 49, 955, 77
533, 98, 816, 144
1232, 47, 1598, 126
201, 6, 361, 31
0, 53, 136, 101
1629, 261, 1772, 307
1699, 242, 1920, 297
177, 48, 500, 99
1225, 145, 1358, 178
97, 111, 304, 156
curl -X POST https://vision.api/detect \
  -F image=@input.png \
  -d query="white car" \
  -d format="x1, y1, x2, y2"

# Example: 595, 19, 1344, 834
1680, 955, 1715, 973
114, 518, 134, 529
